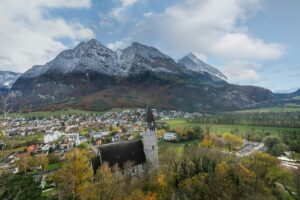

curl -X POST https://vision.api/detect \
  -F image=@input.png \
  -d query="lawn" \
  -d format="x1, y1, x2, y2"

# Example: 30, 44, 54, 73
158, 139, 200, 155
47, 163, 63, 171
161, 119, 300, 137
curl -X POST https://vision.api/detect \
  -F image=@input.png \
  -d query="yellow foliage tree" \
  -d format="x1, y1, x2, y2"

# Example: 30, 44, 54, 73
37, 154, 48, 172
202, 138, 212, 148
216, 161, 229, 177
156, 129, 165, 139
201, 133, 217, 148
52, 148, 93, 200
129, 190, 157, 200
86, 163, 124, 200
17, 153, 34, 173
222, 133, 243, 152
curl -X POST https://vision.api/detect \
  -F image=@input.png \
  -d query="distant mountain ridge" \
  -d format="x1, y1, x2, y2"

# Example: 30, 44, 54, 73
0, 71, 21, 94
11, 39, 275, 112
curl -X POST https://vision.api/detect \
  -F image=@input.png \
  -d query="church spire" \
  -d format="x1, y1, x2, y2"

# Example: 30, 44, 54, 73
145, 106, 156, 130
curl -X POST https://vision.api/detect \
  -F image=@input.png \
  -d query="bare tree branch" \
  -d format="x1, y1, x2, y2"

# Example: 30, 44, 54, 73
0, 90, 13, 119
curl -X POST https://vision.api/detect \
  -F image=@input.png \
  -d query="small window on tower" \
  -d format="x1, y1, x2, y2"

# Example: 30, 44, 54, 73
152, 145, 154, 150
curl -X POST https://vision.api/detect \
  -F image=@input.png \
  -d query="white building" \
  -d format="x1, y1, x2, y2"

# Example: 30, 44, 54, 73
163, 132, 178, 142
44, 131, 64, 143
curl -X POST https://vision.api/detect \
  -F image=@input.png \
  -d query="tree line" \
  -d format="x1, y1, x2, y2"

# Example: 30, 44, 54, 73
189, 112, 300, 128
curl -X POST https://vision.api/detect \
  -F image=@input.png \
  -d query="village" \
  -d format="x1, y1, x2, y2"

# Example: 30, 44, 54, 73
0, 109, 201, 174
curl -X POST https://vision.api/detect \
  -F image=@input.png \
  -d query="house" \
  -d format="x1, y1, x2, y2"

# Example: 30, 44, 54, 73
27, 145, 37, 153
163, 132, 178, 142
41, 144, 51, 152
92, 107, 158, 175
44, 131, 63, 144
76, 136, 88, 146
89, 131, 108, 140
65, 133, 79, 142
112, 134, 121, 143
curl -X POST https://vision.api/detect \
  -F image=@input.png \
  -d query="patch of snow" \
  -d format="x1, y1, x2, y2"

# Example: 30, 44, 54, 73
0, 71, 21, 88
178, 53, 227, 80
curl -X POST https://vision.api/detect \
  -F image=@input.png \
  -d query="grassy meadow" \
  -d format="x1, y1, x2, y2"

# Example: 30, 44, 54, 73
161, 119, 300, 137
234, 104, 300, 113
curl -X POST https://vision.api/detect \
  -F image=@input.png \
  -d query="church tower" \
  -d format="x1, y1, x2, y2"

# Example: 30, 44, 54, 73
142, 106, 158, 168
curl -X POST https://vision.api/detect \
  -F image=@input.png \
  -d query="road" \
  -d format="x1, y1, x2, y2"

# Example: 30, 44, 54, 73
236, 141, 265, 157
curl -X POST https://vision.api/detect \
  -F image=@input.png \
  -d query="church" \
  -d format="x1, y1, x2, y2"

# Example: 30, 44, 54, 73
91, 107, 158, 175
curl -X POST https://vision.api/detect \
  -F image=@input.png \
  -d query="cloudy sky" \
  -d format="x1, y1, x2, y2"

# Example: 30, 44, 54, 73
0, 0, 299, 92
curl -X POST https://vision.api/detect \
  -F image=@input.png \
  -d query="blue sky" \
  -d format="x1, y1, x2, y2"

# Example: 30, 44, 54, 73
0, 0, 299, 92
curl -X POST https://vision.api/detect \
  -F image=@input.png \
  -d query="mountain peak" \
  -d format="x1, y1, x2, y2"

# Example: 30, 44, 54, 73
186, 52, 198, 59
131, 41, 145, 47
178, 53, 227, 80
86, 38, 104, 47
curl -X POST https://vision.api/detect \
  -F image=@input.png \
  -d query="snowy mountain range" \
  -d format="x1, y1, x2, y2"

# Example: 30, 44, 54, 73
21, 39, 225, 80
11, 39, 276, 112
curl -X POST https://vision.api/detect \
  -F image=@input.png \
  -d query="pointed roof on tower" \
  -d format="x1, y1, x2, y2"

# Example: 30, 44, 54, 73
145, 106, 156, 129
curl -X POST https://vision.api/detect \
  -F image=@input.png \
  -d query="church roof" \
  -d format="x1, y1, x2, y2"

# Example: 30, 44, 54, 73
92, 139, 146, 173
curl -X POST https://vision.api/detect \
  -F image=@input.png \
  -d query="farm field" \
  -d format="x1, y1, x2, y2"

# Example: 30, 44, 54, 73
158, 139, 200, 155
162, 119, 300, 137
234, 104, 300, 113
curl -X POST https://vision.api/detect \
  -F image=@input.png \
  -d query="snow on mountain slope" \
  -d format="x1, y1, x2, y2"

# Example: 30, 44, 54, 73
20, 39, 227, 82
118, 42, 182, 75
0, 71, 21, 89
178, 53, 227, 79
23, 39, 121, 78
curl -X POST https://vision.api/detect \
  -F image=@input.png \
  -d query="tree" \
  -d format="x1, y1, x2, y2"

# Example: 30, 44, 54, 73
264, 136, 286, 156
294, 167, 300, 200
222, 133, 243, 152
0, 173, 42, 200
52, 148, 93, 200
156, 129, 165, 139
128, 190, 156, 200
202, 137, 212, 148
0, 129, 4, 140
242, 152, 280, 179
0, 90, 13, 119
85, 163, 125, 200
16, 153, 34, 173
37, 154, 49, 172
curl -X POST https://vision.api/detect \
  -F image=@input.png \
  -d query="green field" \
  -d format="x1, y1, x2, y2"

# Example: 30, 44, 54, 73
158, 139, 200, 155
234, 104, 300, 113
162, 119, 300, 137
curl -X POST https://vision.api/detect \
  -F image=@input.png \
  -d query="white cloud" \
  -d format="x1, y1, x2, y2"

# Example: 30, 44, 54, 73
107, 40, 128, 50
0, 0, 94, 73
222, 60, 261, 81
212, 33, 285, 61
120, 0, 138, 7
133, 0, 285, 82
101, 0, 139, 24
144, 11, 153, 17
